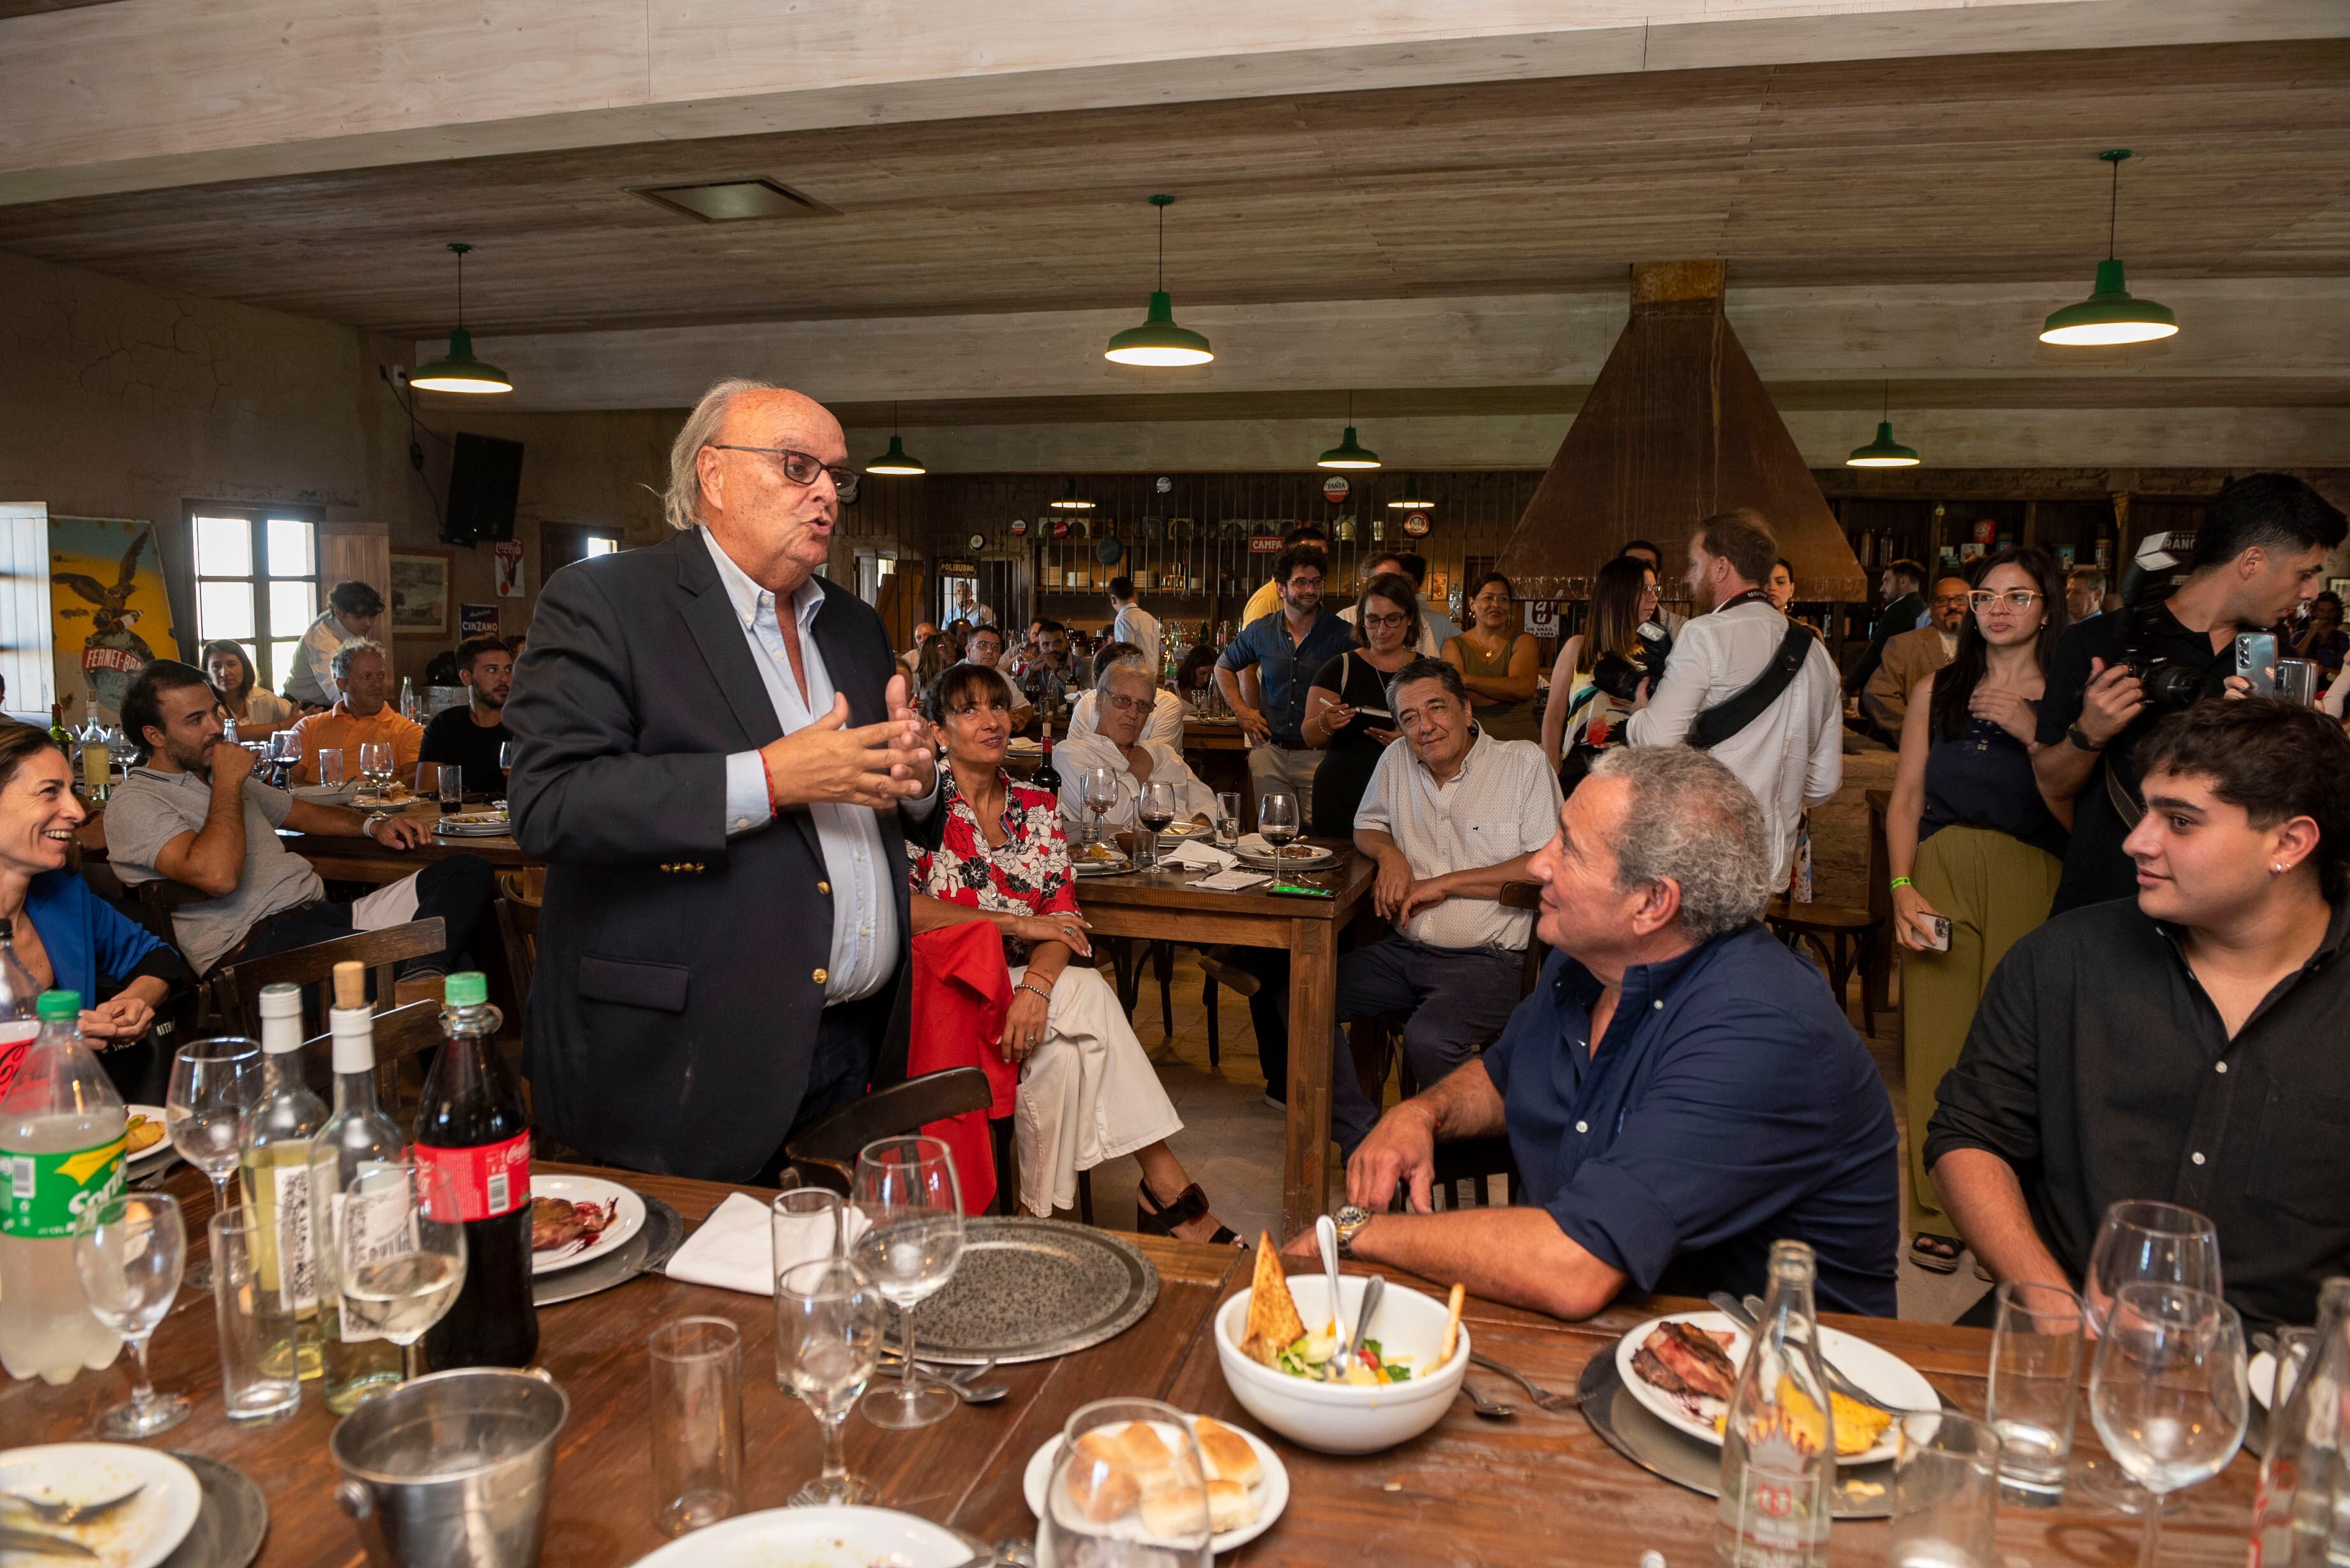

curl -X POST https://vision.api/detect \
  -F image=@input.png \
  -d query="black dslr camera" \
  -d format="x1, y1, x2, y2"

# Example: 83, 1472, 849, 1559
1591, 619, 1673, 705
2112, 531, 2215, 714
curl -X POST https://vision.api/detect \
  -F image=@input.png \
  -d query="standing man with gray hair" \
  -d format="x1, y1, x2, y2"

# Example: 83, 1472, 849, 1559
1300, 746, 1899, 1320
506, 378, 942, 1182
1626, 509, 1843, 890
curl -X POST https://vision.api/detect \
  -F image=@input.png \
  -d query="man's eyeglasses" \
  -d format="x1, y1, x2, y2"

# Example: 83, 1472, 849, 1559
1968, 589, 2044, 612
706, 444, 861, 505
1930, 593, 1973, 609
1102, 693, 1154, 714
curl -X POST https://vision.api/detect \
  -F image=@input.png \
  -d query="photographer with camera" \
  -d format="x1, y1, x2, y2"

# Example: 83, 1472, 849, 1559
1542, 556, 1669, 794
2035, 473, 2346, 914
1626, 509, 1844, 891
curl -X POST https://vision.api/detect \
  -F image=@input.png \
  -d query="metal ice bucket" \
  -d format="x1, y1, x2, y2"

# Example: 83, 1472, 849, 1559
330, 1368, 568, 1568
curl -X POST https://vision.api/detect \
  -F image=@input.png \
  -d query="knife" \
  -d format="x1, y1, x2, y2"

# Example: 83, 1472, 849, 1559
1709, 1290, 1899, 1416
0, 1523, 101, 1558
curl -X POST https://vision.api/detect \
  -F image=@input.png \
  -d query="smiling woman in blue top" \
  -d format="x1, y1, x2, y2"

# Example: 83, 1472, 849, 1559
1312, 744, 1900, 1319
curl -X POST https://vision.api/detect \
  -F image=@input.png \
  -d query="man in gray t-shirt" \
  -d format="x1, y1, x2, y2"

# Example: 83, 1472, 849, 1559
105, 660, 496, 976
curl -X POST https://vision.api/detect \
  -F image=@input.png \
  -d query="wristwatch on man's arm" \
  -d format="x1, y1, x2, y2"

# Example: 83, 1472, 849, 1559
1333, 1204, 1374, 1257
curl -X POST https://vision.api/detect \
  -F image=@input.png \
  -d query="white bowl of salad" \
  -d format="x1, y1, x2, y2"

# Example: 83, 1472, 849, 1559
1213, 1272, 1469, 1454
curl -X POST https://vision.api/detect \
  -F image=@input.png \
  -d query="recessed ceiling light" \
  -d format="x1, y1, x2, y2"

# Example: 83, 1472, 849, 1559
626, 179, 837, 224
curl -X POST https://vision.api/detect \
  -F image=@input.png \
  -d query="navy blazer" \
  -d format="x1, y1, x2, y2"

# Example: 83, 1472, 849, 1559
506, 529, 936, 1180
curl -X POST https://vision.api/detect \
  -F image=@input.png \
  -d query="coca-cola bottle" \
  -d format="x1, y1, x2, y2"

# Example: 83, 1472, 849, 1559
414, 972, 537, 1369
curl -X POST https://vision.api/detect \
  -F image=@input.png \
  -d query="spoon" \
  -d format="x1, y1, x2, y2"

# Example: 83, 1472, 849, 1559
1315, 1214, 1348, 1355
1342, 1275, 1387, 1376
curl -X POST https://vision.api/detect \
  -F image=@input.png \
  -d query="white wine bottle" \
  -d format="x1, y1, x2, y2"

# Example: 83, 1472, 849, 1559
239, 981, 327, 1381
310, 961, 406, 1412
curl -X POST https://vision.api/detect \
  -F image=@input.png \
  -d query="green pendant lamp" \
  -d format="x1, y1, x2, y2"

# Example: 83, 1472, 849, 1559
1104, 195, 1214, 367
1049, 478, 1096, 511
1386, 479, 1433, 509
863, 404, 926, 475
1316, 391, 1381, 469
2040, 150, 2179, 347
409, 243, 512, 394
1846, 381, 1922, 468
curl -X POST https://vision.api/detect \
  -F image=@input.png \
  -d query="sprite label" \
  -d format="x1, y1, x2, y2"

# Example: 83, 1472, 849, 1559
1, 1135, 126, 1240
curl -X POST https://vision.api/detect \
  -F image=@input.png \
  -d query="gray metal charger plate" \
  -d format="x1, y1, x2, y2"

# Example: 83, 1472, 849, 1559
907, 1217, 1158, 1365
533, 1192, 683, 1308
1577, 1349, 1948, 1519
160, 1451, 268, 1568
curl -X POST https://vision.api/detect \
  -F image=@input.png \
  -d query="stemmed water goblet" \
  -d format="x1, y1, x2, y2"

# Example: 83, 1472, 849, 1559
777, 1257, 886, 1505
1080, 766, 1119, 854
2072, 1200, 2223, 1511
165, 1036, 261, 1290
338, 1158, 467, 1379
851, 1136, 964, 1429
71, 1191, 191, 1436
2088, 1283, 2247, 1567
358, 741, 394, 801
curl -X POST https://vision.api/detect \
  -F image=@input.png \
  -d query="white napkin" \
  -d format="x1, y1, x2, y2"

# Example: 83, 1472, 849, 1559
1194, 868, 1271, 893
1162, 841, 1237, 871
663, 1191, 870, 1297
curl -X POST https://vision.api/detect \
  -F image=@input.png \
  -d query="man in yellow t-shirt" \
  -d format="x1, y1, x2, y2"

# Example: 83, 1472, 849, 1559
289, 640, 424, 787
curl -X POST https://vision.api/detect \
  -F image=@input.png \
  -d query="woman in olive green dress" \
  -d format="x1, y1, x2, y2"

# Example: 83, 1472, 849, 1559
1443, 571, 1541, 743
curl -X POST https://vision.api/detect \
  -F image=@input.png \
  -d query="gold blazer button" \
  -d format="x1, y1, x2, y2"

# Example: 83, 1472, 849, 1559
811, 967, 828, 985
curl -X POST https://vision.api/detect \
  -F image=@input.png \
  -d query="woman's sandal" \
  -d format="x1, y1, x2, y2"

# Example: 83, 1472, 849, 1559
1135, 1182, 1245, 1247
1910, 1233, 1962, 1274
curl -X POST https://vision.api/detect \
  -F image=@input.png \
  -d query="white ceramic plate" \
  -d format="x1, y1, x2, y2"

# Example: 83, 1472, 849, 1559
124, 1105, 171, 1166
1021, 1415, 1288, 1555
0, 1444, 202, 1568
291, 782, 358, 804
1614, 1310, 1936, 1466
1158, 819, 1211, 839
1233, 834, 1337, 871
625, 1505, 967, 1568
529, 1174, 646, 1276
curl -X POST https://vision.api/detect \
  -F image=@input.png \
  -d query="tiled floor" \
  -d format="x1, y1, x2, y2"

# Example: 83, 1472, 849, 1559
1065, 734, 1994, 1325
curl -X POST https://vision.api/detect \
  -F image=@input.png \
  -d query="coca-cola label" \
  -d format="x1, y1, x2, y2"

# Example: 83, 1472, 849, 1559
415, 1133, 530, 1222
0, 1021, 34, 1099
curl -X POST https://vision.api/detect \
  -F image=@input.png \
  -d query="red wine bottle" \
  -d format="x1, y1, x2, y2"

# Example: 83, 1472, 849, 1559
1033, 713, 1062, 796
414, 971, 538, 1369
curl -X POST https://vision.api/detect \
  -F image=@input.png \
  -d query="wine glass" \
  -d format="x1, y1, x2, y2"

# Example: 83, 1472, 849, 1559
71, 1192, 190, 1436
499, 740, 515, 776
338, 1159, 467, 1379
851, 1136, 964, 1429
1258, 790, 1300, 859
166, 1036, 261, 1290
2089, 1283, 2247, 1568
1080, 766, 1120, 852
358, 741, 394, 801
2072, 1201, 2224, 1511
777, 1258, 886, 1505
266, 728, 299, 787
1135, 779, 1178, 871
1038, 1398, 1213, 1568
436, 762, 463, 811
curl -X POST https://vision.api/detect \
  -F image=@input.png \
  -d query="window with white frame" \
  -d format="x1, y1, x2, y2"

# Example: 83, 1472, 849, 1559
188, 507, 321, 694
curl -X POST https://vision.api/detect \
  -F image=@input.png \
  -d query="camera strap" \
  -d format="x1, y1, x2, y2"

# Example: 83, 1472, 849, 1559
1688, 619, 1817, 751
2104, 755, 2146, 830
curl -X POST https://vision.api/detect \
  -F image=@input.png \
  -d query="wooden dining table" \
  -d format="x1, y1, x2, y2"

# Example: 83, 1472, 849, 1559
3, 1159, 2264, 1568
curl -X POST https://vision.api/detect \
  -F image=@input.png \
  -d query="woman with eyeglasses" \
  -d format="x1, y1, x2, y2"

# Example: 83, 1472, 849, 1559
1301, 571, 1421, 838
1886, 546, 2070, 1276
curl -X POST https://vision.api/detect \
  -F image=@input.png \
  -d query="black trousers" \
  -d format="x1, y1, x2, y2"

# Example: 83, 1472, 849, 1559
238, 855, 496, 975
753, 986, 893, 1187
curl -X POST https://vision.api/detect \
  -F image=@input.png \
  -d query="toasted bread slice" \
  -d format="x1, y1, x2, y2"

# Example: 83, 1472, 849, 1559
1239, 1233, 1305, 1366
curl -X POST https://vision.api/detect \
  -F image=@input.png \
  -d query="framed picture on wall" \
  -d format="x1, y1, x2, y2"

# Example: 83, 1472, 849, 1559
388, 549, 453, 638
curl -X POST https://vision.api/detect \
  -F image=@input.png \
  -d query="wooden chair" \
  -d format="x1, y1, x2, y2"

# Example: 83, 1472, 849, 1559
986, 1119, 1093, 1224
208, 918, 448, 1103
1862, 787, 1897, 1023
494, 888, 541, 1013
783, 1067, 994, 1195
292, 997, 443, 1106
1765, 896, 1885, 1036
1421, 881, 1543, 1209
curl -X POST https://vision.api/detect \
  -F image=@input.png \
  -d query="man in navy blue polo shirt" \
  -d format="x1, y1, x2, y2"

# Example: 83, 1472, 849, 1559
1316, 745, 1900, 1318
1213, 543, 1356, 820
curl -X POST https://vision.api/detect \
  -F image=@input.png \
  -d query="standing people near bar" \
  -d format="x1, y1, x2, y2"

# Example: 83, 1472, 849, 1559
1301, 571, 1418, 839
284, 580, 383, 712
506, 379, 941, 1182
1540, 556, 1658, 789
1239, 524, 1328, 627
1215, 543, 1354, 822
1860, 575, 1971, 742
1340, 552, 1458, 656
1884, 547, 2068, 1276
1443, 572, 1541, 743
1107, 577, 1160, 677
1846, 559, 1929, 704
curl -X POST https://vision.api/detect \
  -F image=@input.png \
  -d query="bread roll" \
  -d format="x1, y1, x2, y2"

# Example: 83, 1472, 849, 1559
1116, 1421, 1173, 1471
1139, 1483, 1208, 1541
1206, 1477, 1257, 1533
1065, 1458, 1139, 1524
1072, 1430, 1123, 1467
1190, 1417, 1261, 1487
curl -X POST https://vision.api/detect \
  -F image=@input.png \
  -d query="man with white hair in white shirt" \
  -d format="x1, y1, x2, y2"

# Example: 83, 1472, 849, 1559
1625, 508, 1842, 892
1054, 655, 1223, 834
1066, 641, 1184, 748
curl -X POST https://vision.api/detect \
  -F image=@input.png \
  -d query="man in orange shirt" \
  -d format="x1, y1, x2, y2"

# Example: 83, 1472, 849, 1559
290, 640, 423, 787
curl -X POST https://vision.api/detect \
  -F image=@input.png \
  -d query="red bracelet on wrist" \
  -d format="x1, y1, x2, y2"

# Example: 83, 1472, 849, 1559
760, 750, 780, 817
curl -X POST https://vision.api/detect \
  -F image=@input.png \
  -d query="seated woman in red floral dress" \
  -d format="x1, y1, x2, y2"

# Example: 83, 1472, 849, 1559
907, 661, 1240, 1244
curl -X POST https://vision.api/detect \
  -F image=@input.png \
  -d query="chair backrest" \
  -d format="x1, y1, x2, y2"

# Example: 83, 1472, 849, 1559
1499, 880, 1549, 993
494, 897, 540, 1011
497, 867, 545, 905
783, 1067, 995, 1194
294, 996, 443, 1108
209, 918, 448, 1041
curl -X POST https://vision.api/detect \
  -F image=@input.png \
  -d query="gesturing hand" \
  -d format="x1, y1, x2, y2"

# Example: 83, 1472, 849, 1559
762, 693, 935, 811
884, 672, 938, 798
1347, 1102, 1439, 1213
1968, 686, 2038, 746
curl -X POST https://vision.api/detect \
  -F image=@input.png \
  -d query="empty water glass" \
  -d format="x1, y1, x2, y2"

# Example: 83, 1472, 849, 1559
1890, 1411, 2003, 1568
1214, 792, 1241, 850
72, 1191, 190, 1436
210, 1208, 300, 1426
852, 1135, 964, 1429
648, 1316, 742, 1536
317, 748, 346, 790
436, 762, 463, 809
777, 1258, 884, 1506
2089, 1283, 2247, 1568
166, 1035, 261, 1290
1987, 1282, 2083, 1505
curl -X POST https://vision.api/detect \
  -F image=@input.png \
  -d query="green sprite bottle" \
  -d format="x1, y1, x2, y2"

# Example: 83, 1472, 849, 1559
0, 991, 127, 1385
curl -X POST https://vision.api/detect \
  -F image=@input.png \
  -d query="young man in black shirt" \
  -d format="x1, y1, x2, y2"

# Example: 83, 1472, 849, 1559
1928, 699, 2350, 1331
418, 635, 513, 799
2035, 474, 2346, 914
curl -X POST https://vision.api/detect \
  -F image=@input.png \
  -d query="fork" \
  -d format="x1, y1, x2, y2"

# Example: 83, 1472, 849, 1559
1468, 1352, 1582, 1413
3, 1485, 146, 1526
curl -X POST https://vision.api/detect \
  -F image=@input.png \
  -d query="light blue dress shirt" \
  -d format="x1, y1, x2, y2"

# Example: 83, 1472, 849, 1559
702, 529, 936, 1005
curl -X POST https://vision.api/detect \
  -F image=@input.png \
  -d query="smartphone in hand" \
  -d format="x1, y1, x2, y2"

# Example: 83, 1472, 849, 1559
2237, 631, 2279, 697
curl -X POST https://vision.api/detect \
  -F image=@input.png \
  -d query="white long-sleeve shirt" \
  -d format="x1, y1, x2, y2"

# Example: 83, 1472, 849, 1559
1625, 599, 1842, 889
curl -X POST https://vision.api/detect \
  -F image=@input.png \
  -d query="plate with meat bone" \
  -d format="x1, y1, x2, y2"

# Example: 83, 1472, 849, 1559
1614, 1311, 1936, 1466
530, 1173, 646, 1275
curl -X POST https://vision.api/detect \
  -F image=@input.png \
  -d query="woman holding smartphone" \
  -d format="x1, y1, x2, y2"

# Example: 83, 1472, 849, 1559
1886, 547, 2070, 1275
